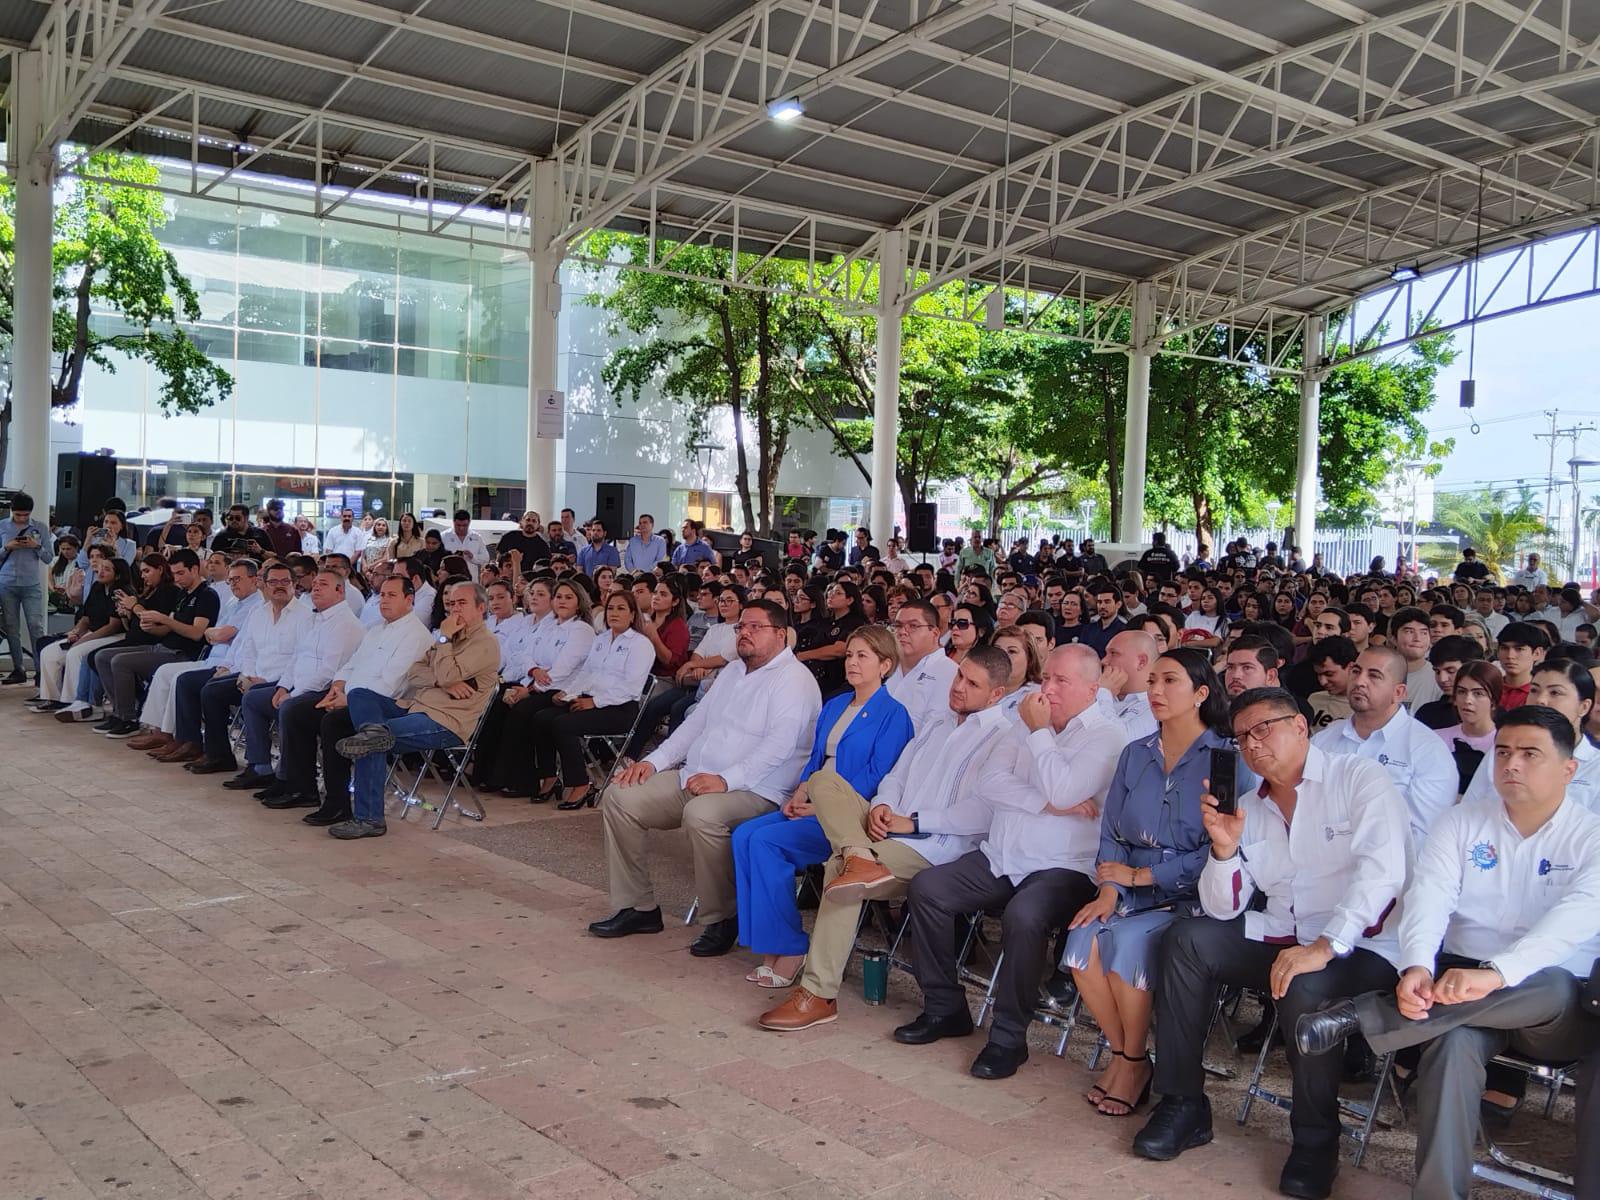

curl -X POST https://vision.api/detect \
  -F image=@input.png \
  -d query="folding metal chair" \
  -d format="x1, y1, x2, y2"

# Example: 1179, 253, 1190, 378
387, 682, 502, 829
579, 676, 661, 796
1235, 1006, 1400, 1167
1471, 1053, 1579, 1199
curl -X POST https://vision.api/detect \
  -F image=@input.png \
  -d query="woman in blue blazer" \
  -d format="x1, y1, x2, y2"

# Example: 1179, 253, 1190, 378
733, 625, 915, 987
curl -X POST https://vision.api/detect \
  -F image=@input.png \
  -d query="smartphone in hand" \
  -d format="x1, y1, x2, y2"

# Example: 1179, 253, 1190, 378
1209, 746, 1239, 816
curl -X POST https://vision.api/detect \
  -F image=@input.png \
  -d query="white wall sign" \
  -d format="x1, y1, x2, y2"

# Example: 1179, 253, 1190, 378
535, 389, 565, 440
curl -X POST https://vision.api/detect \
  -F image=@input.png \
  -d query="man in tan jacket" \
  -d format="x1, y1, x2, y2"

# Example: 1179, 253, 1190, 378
332, 580, 499, 839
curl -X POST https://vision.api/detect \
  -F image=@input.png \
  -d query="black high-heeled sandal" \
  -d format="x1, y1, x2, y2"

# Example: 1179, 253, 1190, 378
556, 786, 598, 811
1097, 1051, 1153, 1117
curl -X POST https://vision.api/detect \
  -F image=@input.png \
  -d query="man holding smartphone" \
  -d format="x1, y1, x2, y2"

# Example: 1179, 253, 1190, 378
1133, 685, 1410, 1200
0, 493, 54, 684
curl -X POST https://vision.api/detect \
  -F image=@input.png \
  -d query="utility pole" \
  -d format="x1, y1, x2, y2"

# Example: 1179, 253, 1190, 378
1533, 411, 1594, 549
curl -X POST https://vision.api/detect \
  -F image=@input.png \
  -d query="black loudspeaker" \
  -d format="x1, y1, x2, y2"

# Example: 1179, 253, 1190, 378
594, 482, 636, 540
56, 452, 118, 532
906, 501, 939, 553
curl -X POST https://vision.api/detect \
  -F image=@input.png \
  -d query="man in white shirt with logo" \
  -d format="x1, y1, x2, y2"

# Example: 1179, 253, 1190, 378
885, 599, 958, 735
1312, 645, 1457, 845
1295, 705, 1600, 1200
1097, 629, 1159, 741
440, 509, 489, 580
591, 600, 821, 957
758, 644, 1014, 1034
228, 569, 364, 793
1463, 658, 1600, 815
897, 645, 1126, 1080
267, 574, 432, 816
1133, 686, 1409, 1200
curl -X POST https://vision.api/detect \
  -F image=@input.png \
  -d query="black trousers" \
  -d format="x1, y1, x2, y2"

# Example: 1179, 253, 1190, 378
486, 691, 559, 788
275, 689, 329, 793
530, 702, 639, 787
907, 850, 1096, 1049
316, 707, 357, 818
1153, 916, 1397, 1152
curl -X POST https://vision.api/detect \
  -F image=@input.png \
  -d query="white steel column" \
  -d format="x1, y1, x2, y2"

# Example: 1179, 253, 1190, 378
1293, 314, 1326, 557
1118, 281, 1156, 545
871, 229, 906, 544
8, 51, 55, 499
527, 159, 562, 521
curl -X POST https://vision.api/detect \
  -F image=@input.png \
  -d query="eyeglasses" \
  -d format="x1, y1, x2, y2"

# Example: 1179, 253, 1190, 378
889, 620, 931, 631
1234, 713, 1298, 745
736, 621, 779, 632
949, 618, 975, 630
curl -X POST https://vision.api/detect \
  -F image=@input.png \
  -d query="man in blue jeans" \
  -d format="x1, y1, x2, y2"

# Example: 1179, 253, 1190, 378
332, 579, 500, 840
0, 493, 54, 684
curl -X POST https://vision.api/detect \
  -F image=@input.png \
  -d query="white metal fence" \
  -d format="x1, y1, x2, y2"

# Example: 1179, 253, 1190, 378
994, 523, 1403, 579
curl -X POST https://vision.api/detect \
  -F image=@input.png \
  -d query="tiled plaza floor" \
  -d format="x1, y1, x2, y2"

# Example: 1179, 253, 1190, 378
0, 688, 1412, 1200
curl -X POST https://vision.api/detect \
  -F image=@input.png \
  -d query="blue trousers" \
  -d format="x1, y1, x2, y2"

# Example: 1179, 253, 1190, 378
240, 681, 282, 771
731, 809, 830, 956
346, 688, 458, 824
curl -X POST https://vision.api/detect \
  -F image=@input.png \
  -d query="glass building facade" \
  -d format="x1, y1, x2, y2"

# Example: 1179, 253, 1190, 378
81, 178, 533, 524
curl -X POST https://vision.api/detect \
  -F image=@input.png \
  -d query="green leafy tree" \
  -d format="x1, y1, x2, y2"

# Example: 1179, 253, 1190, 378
0, 151, 234, 476
580, 234, 823, 535
1433, 486, 1547, 581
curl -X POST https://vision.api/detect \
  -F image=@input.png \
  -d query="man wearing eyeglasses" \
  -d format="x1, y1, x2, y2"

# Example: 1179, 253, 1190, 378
1133, 686, 1409, 1200
886, 599, 958, 735
589, 599, 822, 957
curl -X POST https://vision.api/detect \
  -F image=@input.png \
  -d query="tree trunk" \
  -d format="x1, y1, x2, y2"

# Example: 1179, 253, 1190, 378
0, 394, 10, 483
1192, 491, 1214, 548
896, 470, 917, 530
718, 296, 757, 535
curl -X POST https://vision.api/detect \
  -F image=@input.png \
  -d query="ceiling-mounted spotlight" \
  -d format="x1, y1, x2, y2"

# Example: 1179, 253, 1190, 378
1389, 264, 1421, 283
767, 98, 803, 123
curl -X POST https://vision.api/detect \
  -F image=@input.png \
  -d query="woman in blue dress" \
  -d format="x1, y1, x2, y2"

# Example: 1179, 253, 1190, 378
1064, 647, 1237, 1116
732, 624, 914, 988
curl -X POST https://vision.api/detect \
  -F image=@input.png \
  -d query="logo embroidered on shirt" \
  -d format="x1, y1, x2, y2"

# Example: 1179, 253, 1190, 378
1538, 859, 1573, 876
1468, 841, 1499, 871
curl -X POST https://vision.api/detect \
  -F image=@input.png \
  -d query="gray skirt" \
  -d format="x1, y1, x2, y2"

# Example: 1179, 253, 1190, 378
1062, 908, 1185, 993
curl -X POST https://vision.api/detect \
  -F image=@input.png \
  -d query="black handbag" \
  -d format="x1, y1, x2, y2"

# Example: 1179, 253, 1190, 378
1584, 957, 1600, 1017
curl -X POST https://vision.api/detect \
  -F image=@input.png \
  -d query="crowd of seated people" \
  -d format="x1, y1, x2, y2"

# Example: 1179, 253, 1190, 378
7, 496, 1600, 1199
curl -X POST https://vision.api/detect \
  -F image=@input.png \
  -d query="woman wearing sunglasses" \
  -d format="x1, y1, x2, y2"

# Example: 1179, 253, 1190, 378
943, 602, 994, 664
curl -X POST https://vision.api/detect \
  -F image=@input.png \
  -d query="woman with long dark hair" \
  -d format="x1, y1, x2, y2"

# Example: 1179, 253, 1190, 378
392, 512, 425, 559
796, 580, 865, 697
1063, 647, 1236, 1117
636, 575, 692, 679
32, 549, 133, 712
944, 602, 994, 664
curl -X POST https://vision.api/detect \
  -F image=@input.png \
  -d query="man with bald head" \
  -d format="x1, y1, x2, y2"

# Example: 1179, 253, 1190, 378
1098, 629, 1158, 741
1312, 644, 1456, 844
897, 643, 1130, 1079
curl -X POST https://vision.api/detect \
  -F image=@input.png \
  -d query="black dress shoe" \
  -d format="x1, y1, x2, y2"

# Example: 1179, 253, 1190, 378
253, 779, 292, 801
587, 908, 665, 939
1294, 998, 1362, 1057
302, 810, 349, 827
1278, 1144, 1339, 1199
688, 918, 738, 957
2, 670, 29, 685
970, 1041, 1028, 1080
1039, 969, 1078, 1011
223, 770, 271, 790
185, 757, 239, 775
91, 715, 119, 732
1132, 1095, 1213, 1161
1236, 1001, 1283, 1054
264, 792, 318, 810
892, 1011, 975, 1045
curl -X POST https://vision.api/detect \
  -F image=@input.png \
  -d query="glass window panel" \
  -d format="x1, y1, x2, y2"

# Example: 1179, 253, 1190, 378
394, 373, 467, 478
397, 347, 466, 382
238, 210, 317, 335
321, 227, 397, 344
235, 471, 315, 517
317, 341, 393, 473
470, 355, 527, 388
236, 330, 306, 366
470, 245, 530, 362
397, 233, 470, 353
466, 380, 527, 485
234, 356, 314, 471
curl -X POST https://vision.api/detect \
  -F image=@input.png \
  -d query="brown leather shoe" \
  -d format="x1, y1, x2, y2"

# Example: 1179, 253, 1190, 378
129, 731, 172, 751
759, 987, 838, 1031
156, 741, 203, 764
823, 854, 895, 903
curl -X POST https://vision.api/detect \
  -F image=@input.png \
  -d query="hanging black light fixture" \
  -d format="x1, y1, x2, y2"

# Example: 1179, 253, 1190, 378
1460, 168, 1484, 413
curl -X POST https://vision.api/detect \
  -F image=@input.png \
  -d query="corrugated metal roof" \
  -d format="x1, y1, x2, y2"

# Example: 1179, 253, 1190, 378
6, 0, 1597, 323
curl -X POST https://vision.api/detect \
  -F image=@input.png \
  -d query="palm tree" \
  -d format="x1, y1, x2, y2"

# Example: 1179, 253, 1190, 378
1433, 487, 1548, 582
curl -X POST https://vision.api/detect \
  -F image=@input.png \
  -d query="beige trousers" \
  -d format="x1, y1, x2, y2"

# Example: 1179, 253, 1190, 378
799, 768, 930, 1000
601, 769, 771, 925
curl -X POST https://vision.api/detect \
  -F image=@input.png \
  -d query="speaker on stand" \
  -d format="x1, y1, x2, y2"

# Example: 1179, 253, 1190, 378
906, 501, 938, 563
594, 482, 636, 542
